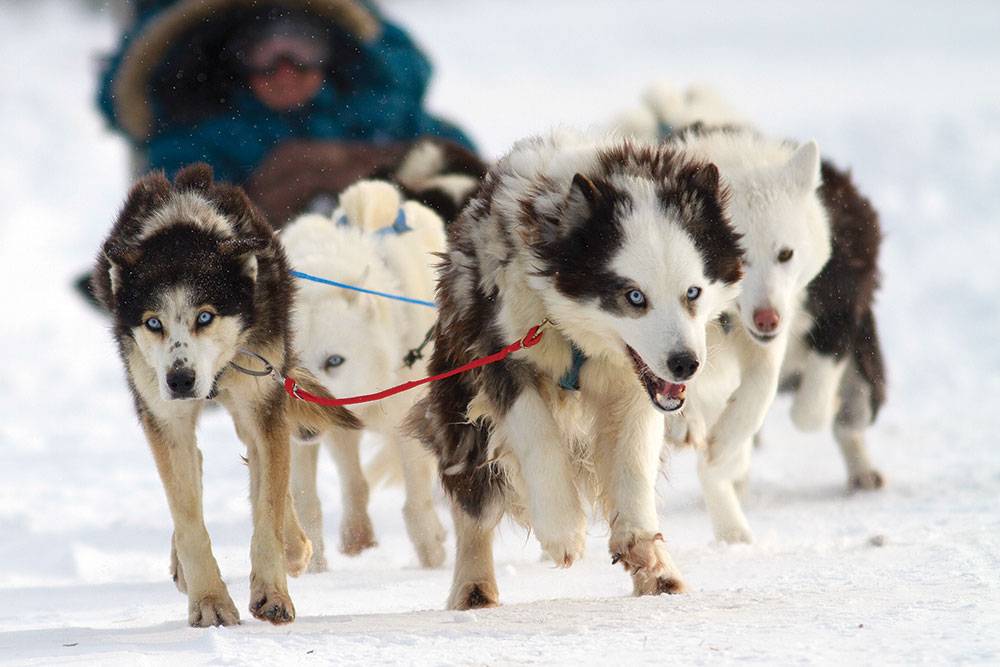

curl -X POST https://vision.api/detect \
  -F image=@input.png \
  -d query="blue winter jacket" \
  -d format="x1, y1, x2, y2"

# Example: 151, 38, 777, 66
97, 0, 475, 184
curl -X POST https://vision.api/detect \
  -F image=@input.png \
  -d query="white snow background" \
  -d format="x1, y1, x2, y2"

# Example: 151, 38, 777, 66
1, 0, 999, 664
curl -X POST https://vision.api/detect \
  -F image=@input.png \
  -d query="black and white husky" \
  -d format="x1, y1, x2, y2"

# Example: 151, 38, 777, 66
408, 129, 744, 609
93, 165, 361, 626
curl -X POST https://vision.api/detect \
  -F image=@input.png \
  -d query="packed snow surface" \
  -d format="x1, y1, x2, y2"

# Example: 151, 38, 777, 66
1, 1, 998, 664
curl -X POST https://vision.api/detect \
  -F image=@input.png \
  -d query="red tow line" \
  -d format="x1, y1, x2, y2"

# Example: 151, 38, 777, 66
283, 324, 546, 407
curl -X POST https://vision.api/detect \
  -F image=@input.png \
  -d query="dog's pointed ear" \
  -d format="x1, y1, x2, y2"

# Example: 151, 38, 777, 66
218, 235, 273, 285
566, 173, 603, 220
688, 162, 721, 196
116, 171, 173, 235
173, 163, 214, 192
785, 140, 821, 194
101, 240, 142, 298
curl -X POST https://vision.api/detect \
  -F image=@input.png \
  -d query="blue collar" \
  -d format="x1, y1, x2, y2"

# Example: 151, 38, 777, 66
336, 207, 412, 236
558, 343, 588, 391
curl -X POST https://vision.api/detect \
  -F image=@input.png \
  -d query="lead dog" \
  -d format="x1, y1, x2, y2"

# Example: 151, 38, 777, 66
408, 129, 744, 609
93, 164, 361, 626
281, 180, 447, 571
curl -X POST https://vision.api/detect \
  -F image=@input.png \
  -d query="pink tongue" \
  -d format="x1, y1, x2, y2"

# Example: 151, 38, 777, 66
664, 382, 685, 399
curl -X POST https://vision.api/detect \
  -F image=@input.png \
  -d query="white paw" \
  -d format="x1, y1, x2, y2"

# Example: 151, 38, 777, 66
534, 516, 587, 568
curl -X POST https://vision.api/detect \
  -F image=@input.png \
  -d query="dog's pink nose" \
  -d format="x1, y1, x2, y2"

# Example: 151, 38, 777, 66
753, 308, 780, 333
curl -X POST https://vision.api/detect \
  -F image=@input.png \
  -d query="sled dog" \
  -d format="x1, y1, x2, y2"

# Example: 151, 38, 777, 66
663, 124, 832, 542
281, 180, 448, 571
93, 164, 361, 626
780, 159, 886, 490
631, 83, 888, 495
408, 129, 744, 609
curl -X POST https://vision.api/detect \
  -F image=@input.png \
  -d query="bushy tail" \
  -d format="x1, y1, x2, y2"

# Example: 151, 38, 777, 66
285, 365, 363, 441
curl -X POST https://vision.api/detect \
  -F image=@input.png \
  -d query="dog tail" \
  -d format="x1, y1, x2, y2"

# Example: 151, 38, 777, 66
285, 365, 363, 440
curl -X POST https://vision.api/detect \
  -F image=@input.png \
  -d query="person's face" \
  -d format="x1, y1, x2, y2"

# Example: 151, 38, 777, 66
248, 59, 324, 112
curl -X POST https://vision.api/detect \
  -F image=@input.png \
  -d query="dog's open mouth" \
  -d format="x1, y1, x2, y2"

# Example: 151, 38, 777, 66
627, 346, 685, 412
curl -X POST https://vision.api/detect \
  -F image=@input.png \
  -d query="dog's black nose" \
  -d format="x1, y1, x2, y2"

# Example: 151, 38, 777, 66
667, 352, 699, 381
166, 368, 196, 397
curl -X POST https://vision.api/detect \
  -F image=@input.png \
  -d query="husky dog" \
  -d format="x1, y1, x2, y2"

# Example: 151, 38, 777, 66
408, 129, 744, 609
631, 84, 888, 494
662, 125, 832, 543
281, 180, 447, 572
93, 164, 362, 626
780, 160, 886, 490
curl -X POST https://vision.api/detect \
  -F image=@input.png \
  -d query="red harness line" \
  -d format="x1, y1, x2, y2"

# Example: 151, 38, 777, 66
283, 324, 546, 407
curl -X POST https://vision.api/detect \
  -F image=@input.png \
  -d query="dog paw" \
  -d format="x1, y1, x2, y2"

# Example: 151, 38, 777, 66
609, 529, 687, 596
716, 524, 755, 544
631, 568, 689, 596
284, 533, 313, 578
446, 580, 500, 611
188, 592, 240, 627
248, 583, 295, 625
404, 503, 447, 568
340, 513, 377, 555
535, 518, 587, 568
849, 469, 885, 491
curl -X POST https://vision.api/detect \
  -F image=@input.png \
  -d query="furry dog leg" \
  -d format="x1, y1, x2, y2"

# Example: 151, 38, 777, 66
143, 409, 239, 627
447, 501, 501, 610
391, 433, 446, 567
499, 390, 587, 567
324, 428, 377, 555
289, 442, 328, 573
697, 438, 754, 543
791, 352, 848, 432
227, 389, 297, 625
835, 363, 884, 490
596, 392, 687, 595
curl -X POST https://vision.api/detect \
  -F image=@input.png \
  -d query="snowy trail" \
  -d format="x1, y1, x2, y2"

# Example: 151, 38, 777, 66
1, 1, 999, 664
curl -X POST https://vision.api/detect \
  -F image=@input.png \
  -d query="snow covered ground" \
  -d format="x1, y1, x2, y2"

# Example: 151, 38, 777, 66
2, 0, 999, 664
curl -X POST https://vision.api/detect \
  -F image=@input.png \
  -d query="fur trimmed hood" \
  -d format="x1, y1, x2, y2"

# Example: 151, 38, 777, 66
105, 0, 382, 142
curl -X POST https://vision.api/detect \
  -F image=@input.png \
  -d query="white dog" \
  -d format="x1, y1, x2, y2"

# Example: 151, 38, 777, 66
635, 91, 832, 542
281, 180, 448, 570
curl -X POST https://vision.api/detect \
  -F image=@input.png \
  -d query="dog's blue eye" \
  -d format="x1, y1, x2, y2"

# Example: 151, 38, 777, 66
686, 286, 702, 301
326, 355, 345, 369
627, 289, 646, 307
145, 317, 162, 331
777, 247, 794, 263
196, 311, 214, 326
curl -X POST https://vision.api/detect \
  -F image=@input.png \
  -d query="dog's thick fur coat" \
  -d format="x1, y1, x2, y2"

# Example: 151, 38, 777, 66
281, 180, 447, 571
664, 124, 832, 543
93, 164, 361, 626
632, 83, 888, 493
409, 130, 744, 609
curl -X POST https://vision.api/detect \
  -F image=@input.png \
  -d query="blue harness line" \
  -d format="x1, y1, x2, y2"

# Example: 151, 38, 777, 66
291, 270, 436, 308
296, 207, 435, 307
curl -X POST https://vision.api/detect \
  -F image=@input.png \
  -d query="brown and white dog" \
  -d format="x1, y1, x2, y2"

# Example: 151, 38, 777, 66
93, 164, 361, 626
408, 129, 744, 609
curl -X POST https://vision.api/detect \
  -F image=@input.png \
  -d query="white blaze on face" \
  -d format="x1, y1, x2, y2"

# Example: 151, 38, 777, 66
608, 188, 736, 384
133, 287, 243, 400
728, 140, 829, 342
